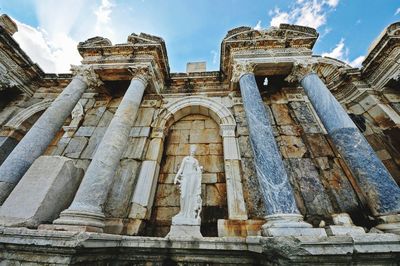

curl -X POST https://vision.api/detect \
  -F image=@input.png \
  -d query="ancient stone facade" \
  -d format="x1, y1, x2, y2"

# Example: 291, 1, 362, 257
0, 14, 399, 264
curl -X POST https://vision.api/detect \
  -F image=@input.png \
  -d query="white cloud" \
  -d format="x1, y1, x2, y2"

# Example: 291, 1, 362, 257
10, 0, 122, 73
322, 38, 347, 59
349, 56, 365, 68
210, 50, 218, 65
395, 8, 400, 15
270, 8, 291, 27
13, 20, 82, 73
254, 20, 262, 30
269, 0, 339, 29
322, 38, 365, 68
94, 0, 115, 38
324, 0, 339, 8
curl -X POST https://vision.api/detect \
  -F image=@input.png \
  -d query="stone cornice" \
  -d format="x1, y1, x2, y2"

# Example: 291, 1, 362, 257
0, 26, 44, 96
77, 33, 170, 82
221, 24, 319, 77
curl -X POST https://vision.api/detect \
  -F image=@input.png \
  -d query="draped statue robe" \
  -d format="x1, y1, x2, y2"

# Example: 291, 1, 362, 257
173, 155, 202, 224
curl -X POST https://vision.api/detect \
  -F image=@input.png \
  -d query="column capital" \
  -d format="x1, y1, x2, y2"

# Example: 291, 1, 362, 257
285, 61, 318, 83
71, 65, 103, 88
219, 124, 236, 137
231, 61, 255, 82
128, 66, 151, 85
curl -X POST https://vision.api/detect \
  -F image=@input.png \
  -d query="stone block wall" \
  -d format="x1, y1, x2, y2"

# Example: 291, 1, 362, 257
347, 91, 400, 185
148, 114, 227, 237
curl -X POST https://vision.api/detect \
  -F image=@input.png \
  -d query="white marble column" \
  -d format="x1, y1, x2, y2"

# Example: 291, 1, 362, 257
287, 62, 400, 234
53, 67, 149, 232
0, 66, 101, 205
233, 62, 325, 237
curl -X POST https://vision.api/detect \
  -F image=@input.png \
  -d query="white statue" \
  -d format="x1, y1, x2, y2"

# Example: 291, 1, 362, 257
172, 145, 203, 225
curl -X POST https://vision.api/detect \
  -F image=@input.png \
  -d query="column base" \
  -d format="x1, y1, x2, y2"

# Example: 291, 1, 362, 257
50, 209, 105, 233
375, 214, 400, 235
262, 213, 327, 237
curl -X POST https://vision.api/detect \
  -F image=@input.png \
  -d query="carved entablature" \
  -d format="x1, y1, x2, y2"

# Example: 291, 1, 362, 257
0, 18, 44, 96
361, 22, 400, 90
221, 24, 319, 78
78, 36, 112, 48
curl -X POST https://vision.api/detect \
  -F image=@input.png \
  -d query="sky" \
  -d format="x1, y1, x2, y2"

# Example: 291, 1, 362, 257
1, 0, 399, 73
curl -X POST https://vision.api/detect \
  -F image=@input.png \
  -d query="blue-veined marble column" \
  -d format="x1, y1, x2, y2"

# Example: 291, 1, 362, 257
237, 69, 327, 237
0, 66, 101, 205
289, 63, 400, 217
239, 73, 300, 216
52, 67, 149, 232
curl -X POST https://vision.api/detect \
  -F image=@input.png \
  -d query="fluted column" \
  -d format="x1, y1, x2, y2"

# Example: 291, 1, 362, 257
53, 67, 149, 232
233, 62, 325, 237
287, 62, 400, 233
0, 66, 101, 205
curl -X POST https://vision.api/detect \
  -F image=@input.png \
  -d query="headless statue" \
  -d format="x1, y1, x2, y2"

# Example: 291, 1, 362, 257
172, 145, 202, 225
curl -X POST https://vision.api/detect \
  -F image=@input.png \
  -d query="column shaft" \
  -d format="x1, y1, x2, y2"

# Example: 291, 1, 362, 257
54, 77, 147, 231
239, 73, 299, 215
301, 73, 400, 216
0, 77, 88, 204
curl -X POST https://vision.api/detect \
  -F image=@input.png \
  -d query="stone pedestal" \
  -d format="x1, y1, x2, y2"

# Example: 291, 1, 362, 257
0, 66, 101, 205
375, 214, 400, 235
326, 213, 365, 236
167, 218, 202, 238
52, 70, 148, 232
262, 214, 326, 237
217, 219, 264, 237
0, 156, 83, 228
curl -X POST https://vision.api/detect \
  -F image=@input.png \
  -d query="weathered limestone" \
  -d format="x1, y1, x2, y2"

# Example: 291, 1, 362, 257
220, 124, 248, 220
236, 65, 325, 237
0, 156, 83, 228
287, 62, 400, 233
52, 67, 149, 232
167, 145, 203, 238
326, 213, 366, 236
0, 66, 101, 205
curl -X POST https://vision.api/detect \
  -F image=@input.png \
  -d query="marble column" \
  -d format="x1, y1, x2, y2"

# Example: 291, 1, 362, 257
234, 63, 325, 237
53, 67, 149, 232
287, 62, 400, 233
0, 66, 101, 205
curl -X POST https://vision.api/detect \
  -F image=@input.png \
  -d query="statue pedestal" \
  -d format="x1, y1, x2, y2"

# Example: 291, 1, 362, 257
166, 216, 203, 238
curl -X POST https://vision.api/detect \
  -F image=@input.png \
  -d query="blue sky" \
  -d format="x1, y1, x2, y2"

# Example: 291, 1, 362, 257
1, 0, 399, 73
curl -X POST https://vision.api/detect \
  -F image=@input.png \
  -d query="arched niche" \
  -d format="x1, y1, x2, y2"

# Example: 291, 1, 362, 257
128, 96, 248, 235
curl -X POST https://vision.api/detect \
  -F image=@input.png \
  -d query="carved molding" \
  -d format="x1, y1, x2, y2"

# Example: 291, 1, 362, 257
71, 65, 103, 88
231, 61, 255, 82
128, 66, 151, 84
285, 61, 319, 83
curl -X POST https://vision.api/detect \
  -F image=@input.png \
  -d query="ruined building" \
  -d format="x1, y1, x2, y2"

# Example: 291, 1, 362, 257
0, 13, 399, 264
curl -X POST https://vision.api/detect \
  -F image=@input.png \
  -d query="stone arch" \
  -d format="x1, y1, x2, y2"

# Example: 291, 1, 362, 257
153, 96, 237, 131
129, 96, 248, 236
4, 99, 53, 130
